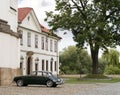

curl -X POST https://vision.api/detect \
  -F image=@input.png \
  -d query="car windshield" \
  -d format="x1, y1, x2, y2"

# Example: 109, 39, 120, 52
47, 72, 53, 77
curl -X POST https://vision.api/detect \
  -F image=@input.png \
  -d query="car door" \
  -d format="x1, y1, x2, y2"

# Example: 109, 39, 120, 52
36, 72, 48, 85
24, 72, 39, 84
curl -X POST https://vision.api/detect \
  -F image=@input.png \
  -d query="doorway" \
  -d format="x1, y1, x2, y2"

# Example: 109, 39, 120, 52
27, 57, 31, 75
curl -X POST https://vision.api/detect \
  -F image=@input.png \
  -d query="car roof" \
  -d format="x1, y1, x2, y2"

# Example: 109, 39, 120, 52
32, 71, 51, 73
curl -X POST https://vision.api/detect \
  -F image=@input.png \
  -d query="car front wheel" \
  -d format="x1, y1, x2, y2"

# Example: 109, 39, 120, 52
46, 80, 53, 87
17, 79, 24, 87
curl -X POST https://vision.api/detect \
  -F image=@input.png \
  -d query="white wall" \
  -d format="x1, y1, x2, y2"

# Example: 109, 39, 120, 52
21, 52, 59, 75
0, 33, 20, 68
0, 0, 18, 32
0, 0, 20, 69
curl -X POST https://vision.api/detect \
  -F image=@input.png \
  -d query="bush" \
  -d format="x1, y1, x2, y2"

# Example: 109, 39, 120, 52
104, 65, 120, 74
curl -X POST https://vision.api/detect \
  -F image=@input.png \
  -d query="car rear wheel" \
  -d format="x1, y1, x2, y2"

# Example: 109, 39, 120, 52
17, 79, 24, 87
46, 80, 53, 87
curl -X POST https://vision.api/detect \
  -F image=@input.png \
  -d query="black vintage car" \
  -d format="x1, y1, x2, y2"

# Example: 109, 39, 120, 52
13, 71, 63, 87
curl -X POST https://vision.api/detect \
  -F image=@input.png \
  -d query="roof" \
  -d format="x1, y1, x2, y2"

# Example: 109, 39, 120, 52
18, 7, 61, 39
18, 7, 32, 22
40, 24, 50, 34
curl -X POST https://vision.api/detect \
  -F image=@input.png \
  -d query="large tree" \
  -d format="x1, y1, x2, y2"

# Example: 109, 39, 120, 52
45, 0, 120, 74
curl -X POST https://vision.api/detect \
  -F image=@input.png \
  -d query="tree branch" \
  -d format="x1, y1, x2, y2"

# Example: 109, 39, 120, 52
71, 0, 86, 19
79, 0, 85, 10
105, 9, 119, 20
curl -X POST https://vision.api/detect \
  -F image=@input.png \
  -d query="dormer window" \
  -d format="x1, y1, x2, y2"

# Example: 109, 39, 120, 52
28, 16, 30, 21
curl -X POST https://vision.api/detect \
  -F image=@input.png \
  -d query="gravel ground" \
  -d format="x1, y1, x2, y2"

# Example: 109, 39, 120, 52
0, 83, 119, 95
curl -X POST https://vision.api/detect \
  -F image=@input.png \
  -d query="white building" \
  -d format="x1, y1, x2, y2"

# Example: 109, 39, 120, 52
0, 0, 20, 85
18, 7, 61, 75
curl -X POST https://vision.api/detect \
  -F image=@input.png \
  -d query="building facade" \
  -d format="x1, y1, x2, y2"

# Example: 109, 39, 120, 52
0, 0, 20, 85
18, 8, 61, 76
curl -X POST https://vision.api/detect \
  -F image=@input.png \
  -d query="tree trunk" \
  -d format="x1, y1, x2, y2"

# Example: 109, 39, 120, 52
91, 48, 99, 74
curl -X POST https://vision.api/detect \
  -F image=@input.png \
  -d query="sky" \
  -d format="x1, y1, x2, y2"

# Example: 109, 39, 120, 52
18, 0, 76, 51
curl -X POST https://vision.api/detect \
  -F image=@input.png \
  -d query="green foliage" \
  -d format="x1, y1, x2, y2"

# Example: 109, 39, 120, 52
59, 46, 92, 74
102, 49, 120, 66
104, 65, 120, 74
45, 0, 120, 74
98, 58, 107, 74
101, 49, 120, 74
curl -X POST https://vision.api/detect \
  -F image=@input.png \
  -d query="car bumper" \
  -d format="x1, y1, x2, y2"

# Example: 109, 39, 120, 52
55, 79, 64, 85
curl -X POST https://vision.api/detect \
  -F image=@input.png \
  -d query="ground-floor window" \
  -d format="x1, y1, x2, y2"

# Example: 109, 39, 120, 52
46, 60, 48, 71
35, 63, 38, 71
20, 62, 23, 69
42, 60, 44, 71
50, 61, 53, 72
55, 61, 57, 71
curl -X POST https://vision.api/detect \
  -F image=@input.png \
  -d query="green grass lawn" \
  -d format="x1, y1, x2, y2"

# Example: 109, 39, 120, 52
61, 74, 120, 84
64, 77, 120, 84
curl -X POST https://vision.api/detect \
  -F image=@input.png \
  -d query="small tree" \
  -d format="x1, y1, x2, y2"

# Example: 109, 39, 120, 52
59, 46, 92, 74
102, 49, 119, 66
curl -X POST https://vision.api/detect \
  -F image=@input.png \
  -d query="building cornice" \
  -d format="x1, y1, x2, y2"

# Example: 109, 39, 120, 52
21, 49, 59, 57
18, 25, 61, 40
0, 19, 19, 38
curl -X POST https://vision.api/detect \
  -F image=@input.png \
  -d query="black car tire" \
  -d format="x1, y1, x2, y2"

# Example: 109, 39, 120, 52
17, 79, 24, 87
52, 84, 57, 87
46, 80, 53, 87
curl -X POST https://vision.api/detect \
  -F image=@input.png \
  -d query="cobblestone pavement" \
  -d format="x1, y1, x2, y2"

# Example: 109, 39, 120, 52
77, 82, 120, 95
0, 83, 120, 95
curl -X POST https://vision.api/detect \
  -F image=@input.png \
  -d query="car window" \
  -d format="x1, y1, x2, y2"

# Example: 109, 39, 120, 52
37, 72, 42, 76
32, 71, 37, 76
43, 72, 48, 77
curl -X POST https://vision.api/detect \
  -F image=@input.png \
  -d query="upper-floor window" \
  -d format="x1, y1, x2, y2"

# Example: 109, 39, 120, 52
50, 39, 53, 52
27, 32, 31, 47
46, 37, 48, 51
35, 35, 38, 48
18, 30, 23, 46
54, 41, 57, 52
28, 16, 30, 21
41, 37, 44, 50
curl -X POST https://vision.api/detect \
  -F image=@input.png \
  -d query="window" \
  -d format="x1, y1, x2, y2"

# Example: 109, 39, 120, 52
50, 39, 53, 52
55, 61, 57, 71
27, 32, 31, 47
46, 37, 48, 50
41, 37, 44, 50
35, 64, 38, 72
19, 30, 23, 45
54, 41, 57, 52
42, 60, 44, 71
20, 56, 24, 69
35, 35, 38, 48
20, 62, 23, 69
50, 61, 53, 72
28, 16, 30, 21
46, 60, 48, 71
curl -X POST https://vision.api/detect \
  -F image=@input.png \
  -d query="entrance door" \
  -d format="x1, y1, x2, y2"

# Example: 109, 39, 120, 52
27, 57, 31, 75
